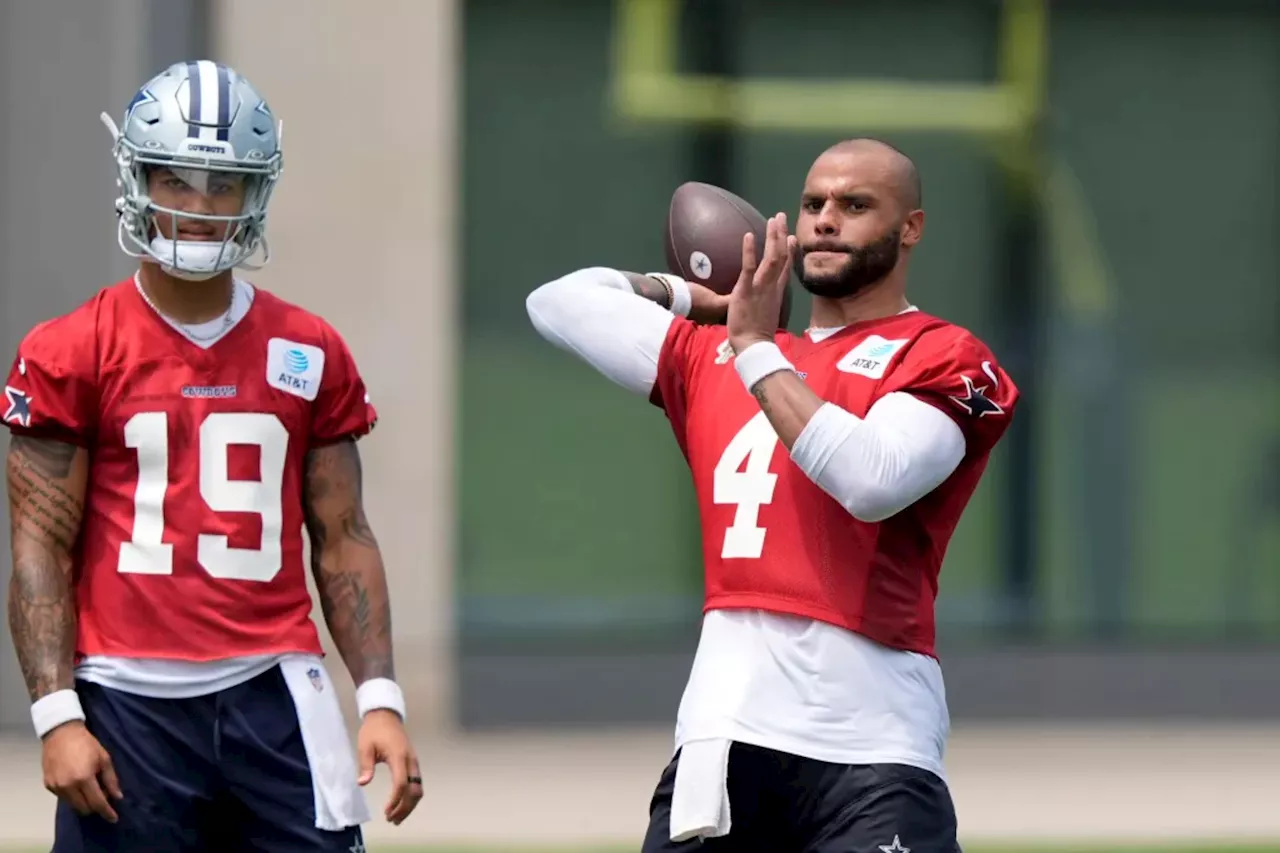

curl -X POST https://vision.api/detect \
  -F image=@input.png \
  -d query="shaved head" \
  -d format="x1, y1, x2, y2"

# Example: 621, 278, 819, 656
821, 138, 922, 211
794, 138, 926, 299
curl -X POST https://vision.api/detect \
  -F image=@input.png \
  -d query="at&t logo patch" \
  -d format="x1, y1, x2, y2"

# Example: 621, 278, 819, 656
266, 338, 325, 401
835, 335, 909, 379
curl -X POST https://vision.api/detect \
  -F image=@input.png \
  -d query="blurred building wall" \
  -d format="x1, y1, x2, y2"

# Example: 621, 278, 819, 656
0, 0, 207, 731
212, 0, 460, 731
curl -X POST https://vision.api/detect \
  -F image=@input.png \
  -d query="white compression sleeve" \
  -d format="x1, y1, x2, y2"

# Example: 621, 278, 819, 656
789, 393, 967, 523
525, 267, 677, 396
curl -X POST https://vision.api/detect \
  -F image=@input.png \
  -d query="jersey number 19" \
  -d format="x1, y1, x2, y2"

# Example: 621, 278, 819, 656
119, 411, 288, 582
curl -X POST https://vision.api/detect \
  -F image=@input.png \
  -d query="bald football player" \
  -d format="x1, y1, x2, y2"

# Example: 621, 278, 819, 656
526, 138, 1019, 853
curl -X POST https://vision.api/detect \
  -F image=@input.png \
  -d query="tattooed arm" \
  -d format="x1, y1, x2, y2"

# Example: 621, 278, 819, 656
8, 433, 122, 820
305, 436, 423, 821
302, 438, 394, 689
5, 434, 87, 704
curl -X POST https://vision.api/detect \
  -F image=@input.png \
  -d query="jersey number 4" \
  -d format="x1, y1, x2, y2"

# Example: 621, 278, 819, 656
119, 411, 288, 583
713, 411, 782, 559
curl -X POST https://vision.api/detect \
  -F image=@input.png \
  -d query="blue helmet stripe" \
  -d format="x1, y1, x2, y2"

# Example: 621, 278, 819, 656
216, 64, 231, 141
185, 61, 202, 138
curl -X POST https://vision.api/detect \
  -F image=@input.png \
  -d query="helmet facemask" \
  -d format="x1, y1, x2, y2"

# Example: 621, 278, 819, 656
102, 110, 282, 282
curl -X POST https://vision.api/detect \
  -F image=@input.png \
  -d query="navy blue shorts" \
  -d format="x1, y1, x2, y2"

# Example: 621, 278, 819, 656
642, 742, 961, 853
53, 665, 365, 853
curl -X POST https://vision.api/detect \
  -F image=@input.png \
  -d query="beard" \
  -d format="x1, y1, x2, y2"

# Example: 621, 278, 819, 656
795, 229, 901, 299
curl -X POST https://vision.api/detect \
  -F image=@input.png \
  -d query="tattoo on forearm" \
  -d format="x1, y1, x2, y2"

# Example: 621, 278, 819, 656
752, 383, 775, 419
303, 440, 394, 683
6, 436, 85, 701
8, 551, 75, 701
622, 271, 672, 309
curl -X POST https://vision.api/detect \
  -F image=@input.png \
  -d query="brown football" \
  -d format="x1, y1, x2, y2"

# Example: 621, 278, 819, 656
664, 181, 792, 329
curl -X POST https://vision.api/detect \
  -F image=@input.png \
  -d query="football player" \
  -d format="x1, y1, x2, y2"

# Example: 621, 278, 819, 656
4, 61, 421, 851
526, 138, 1019, 852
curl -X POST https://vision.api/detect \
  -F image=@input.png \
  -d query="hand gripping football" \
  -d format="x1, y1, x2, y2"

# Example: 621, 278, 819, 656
664, 181, 792, 329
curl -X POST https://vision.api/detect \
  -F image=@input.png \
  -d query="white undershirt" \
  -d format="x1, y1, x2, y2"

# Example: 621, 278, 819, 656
526, 267, 964, 783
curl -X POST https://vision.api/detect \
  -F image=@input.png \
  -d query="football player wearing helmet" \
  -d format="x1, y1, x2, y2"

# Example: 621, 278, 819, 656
5, 61, 421, 851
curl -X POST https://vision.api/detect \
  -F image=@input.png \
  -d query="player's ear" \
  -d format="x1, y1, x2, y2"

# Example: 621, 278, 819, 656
900, 209, 925, 248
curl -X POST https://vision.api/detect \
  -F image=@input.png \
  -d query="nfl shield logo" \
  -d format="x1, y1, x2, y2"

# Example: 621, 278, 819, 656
307, 667, 324, 692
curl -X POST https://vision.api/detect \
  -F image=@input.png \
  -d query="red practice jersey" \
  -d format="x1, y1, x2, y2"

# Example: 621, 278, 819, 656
652, 311, 1019, 657
2, 279, 378, 662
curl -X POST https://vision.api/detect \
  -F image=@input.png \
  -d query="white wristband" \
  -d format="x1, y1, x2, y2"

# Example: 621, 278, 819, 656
646, 273, 692, 317
31, 689, 85, 739
734, 341, 795, 391
356, 677, 406, 721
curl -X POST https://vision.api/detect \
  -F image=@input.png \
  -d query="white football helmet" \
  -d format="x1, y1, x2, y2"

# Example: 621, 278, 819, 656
101, 61, 283, 280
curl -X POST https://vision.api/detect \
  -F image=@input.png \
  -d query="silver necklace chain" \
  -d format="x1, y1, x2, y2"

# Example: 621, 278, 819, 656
135, 275, 237, 342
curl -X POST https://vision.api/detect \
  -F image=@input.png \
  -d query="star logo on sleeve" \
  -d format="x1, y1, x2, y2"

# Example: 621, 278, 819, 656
879, 835, 911, 853
3, 385, 32, 427
948, 360, 1004, 418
